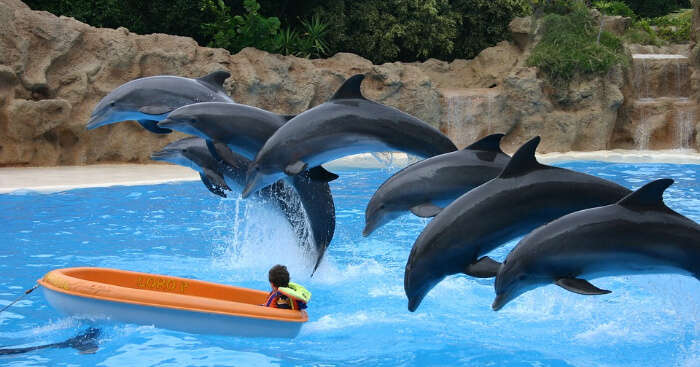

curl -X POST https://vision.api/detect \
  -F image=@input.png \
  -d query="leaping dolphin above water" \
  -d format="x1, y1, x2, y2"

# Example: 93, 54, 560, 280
404, 136, 632, 312
363, 133, 510, 237
151, 137, 232, 197
242, 74, 457, 197
151, 138, 335, 275
493, 179, 700, 311
157, 102, 294, 161
87, 71, 234, 134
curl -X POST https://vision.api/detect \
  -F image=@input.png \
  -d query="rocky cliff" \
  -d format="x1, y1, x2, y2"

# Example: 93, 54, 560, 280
0, 0, 695, 166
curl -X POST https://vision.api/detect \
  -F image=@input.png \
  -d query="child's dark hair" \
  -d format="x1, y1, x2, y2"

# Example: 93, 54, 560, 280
268, 264, 290, 288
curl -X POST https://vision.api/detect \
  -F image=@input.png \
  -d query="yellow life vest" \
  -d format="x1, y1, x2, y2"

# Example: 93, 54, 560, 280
278, 282, 311, 303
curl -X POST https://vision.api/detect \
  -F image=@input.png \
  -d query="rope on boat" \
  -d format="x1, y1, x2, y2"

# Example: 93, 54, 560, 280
0, 284, 39, 314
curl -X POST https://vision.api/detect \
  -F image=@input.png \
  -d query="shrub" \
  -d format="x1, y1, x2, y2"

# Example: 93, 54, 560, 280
450, 0, 530, 60
201, 0, 281, 53
592, 1, 635, 17
652, 9, 691, 43
620, 0, 691, 19
528, 3, 627, 86
623, 19, 665, 46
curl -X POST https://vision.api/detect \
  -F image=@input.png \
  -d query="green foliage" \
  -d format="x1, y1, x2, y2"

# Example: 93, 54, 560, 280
592, 1, 635, 17
299, 14, 330, 58
623, 19, 665, 45
528, 3, 627, 86
25, 0, 213, 46
333, 0, 458, 64
201, 0, 281, 53
652, 9, 692, 43
620, 0, 690, 19
451, 0, 531, 60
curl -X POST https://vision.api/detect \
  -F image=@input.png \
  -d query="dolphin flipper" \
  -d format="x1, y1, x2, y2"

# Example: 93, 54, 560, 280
199, 169, 229, 198
138, 105, 174, 115
464, 256, 501, 278
306, 166, 339, 182
409, 202, 443, 218
555, 278, 611, 295
137, 120, 172, 134
285, 161, 308, 176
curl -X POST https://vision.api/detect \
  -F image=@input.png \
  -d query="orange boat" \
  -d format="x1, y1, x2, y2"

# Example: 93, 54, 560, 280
37, 267, 308, 338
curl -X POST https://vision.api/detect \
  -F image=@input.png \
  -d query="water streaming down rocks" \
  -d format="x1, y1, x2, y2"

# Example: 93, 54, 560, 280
439, 88, 500, 149
621, 53, 697, 150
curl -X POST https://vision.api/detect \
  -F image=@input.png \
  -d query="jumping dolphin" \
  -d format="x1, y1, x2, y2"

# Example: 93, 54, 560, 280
0, 328, 100, 355
157, 102, 293, 161
404, 136, 632, 312
242, 74, 457, 197
363, 134, 510, 236
87, 71, 234, 134
493, 179, 700, 311
152, 138, 335, 274
151, 137, 232, 197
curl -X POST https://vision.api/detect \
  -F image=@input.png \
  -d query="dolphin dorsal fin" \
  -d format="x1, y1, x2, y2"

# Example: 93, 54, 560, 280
331, 74, 366, 100
280, 114, 296, 122
198, 70, 230, 91
498, 136, 544, 178
617, 179, 674, 209
464, 133, 505, 153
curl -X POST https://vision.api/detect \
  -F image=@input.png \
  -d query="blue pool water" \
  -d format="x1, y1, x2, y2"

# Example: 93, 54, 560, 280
1, 161, 698, 366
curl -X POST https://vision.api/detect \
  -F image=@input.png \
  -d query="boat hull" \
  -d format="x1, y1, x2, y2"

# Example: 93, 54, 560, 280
38, 267, 306, 338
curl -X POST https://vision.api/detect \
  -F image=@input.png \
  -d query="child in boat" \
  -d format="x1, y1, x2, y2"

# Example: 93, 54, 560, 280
264, 265, 311, 310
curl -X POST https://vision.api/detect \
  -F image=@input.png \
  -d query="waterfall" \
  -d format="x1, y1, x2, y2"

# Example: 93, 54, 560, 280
630, 54, 696, 150
442, 89, 497, 148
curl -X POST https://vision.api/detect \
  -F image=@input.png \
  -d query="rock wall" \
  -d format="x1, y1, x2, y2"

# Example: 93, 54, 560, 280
0, 0, 693, 167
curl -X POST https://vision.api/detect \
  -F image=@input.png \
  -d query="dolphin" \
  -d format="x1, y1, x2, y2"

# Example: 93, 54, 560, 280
363, 133, 510, 237
493, 179, 700, 311
404, 136, 632, 312
152, 138, 335, 274
87, 71, 234, 134
151, 137, 232, 197
0, 328, 100, 355
241, 74, 457, 197
157, 102, 293, 161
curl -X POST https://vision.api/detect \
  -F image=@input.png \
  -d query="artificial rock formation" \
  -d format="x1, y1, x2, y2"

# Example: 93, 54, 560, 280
0, 0, 695, 166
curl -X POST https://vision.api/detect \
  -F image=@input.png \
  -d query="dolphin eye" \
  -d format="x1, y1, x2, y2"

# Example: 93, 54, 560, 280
190, 118, 196, 124
518, 275, 526, 281
109, 101, 115, 107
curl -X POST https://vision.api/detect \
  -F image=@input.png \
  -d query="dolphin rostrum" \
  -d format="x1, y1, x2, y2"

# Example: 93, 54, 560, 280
404, 136, 632, 312
87, 71, 234, 134
152, 138, 335, 275
0, 328, 100, 355
242, 74, 457, 197
493, 179, 700, 311
363, 133, 510, 237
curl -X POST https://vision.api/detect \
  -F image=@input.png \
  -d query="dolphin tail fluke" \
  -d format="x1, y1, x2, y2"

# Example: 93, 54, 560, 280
464, 133, 505, 153
310, 249, 326, 277
463, 256, 501, 278
306, 166, 339, 182
498, 136, 545, 178
331, 74, 366, 100
137, 119, 172, 134
555, 278, 611, 295
409, 202, 443, 218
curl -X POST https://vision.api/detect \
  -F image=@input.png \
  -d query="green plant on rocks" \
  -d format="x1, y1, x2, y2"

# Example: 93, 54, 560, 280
527, 3, 627, 87
592, 1, 635, 17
